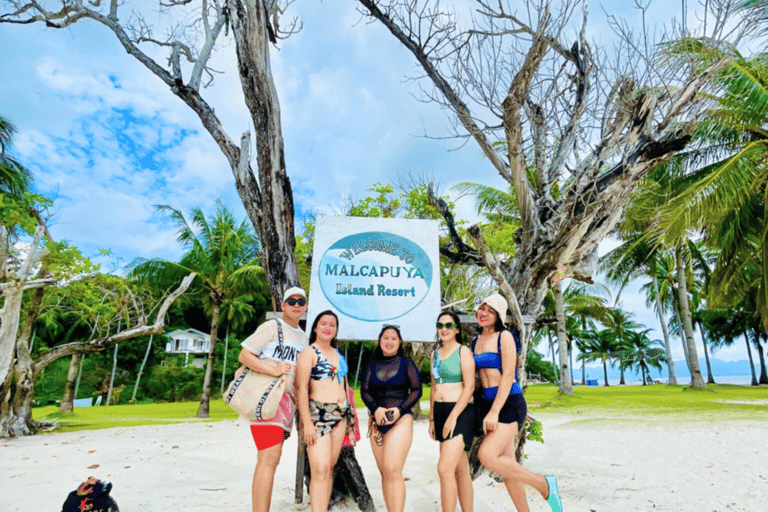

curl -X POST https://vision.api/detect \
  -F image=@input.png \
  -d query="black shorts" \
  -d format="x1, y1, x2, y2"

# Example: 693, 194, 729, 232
476, 392, 527, 432
433, 401, 476, 451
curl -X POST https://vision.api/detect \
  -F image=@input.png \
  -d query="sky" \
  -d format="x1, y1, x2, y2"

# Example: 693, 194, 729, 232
0, 1, 756, 368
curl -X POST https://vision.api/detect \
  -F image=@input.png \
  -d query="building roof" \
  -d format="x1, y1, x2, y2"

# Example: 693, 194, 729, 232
165, 328, 218, 341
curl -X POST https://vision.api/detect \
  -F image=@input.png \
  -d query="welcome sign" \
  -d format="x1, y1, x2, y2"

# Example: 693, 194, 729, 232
308, 216, 440, 341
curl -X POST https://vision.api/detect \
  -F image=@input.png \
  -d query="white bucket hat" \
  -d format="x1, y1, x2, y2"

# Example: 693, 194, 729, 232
480, 293, 508, 325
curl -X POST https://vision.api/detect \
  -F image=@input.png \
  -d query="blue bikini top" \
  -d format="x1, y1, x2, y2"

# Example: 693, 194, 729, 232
310, 345, 348, 384
472, 329, 522, 394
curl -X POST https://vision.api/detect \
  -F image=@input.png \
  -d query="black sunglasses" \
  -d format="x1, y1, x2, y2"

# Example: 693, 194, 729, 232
436, 321, 458, 330
382, 323, 400, 329
285, 298, 307, 306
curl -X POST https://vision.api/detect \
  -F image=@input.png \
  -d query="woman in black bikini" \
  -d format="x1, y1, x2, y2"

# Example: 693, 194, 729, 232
473, 293, 563, 512
295, 310, 356, 512
360, 324, 422, 512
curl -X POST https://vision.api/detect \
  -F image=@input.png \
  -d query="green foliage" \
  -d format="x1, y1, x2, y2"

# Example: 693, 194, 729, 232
0, 113, 34, 197
525, 349, 557, 383
526, 418, 544, 444
145, 359, 205, 402
0, 193, 49, 235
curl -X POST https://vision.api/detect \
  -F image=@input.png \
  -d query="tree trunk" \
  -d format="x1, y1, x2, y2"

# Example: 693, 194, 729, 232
697, 321, 715, 384
547, 328, 557, 375
744, 333, 758, 385
653, 272, 677, 384
754, 332, 768, 385
581, 359, 586, 385
553, 282, 572, 395
603, 359, 609, 387
675, 243, 706, 388
355, 341, 365, 386
106, 343, 119, 405
227, 0, 302, 303
197, 301, 221, 418
301, 445, 375, 512
59, 354, 83, 413
619, 365, 626, 385
132, 335, 154, 403
74, 354, 85, 401
220, 327, 229, 394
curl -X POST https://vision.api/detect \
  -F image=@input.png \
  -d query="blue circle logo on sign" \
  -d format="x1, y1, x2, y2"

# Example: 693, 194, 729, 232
318, 231, 433, 322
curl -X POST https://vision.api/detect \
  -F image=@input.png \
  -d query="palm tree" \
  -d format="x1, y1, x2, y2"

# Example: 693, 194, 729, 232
603, 308, 643, 385
579, 329, 619, 387
621, 330, 666, 385
653, 47, 768, 331
601, 166, 681, 385
130, 200, 268, 418
0, 114, 33, 197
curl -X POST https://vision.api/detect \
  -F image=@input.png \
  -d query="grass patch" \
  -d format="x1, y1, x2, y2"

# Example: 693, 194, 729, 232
524, 383, 768, 421
34, 400, 239, 433
33, 383, 766, 434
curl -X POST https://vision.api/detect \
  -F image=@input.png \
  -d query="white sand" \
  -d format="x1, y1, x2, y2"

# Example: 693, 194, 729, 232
2, 408, 766, 511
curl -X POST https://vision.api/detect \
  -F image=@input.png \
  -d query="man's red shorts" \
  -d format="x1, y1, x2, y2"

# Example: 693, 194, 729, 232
250, 425, 290, 450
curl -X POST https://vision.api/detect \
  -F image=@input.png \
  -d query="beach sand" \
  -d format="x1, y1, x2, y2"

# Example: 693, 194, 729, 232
1, 408, 766, 511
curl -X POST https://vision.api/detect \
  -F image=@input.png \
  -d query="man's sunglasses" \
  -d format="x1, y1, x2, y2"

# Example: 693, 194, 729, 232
285, 298, 307, 306
436, 321, 458, 330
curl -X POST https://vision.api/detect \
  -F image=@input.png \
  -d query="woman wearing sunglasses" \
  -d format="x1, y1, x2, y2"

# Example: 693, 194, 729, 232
295, 310, 357, 512
473, 293, 563, 512
429, 311, 476, 512
360, 324, 422, 512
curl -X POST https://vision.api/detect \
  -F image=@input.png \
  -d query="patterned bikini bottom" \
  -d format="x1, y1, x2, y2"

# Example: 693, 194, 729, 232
309, 398, 357, 442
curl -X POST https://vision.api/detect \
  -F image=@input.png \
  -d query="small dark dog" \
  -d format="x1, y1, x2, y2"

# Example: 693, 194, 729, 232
61, 477, 119, 512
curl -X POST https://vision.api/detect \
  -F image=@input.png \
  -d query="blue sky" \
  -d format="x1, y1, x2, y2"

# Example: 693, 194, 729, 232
0, 1, 756, 367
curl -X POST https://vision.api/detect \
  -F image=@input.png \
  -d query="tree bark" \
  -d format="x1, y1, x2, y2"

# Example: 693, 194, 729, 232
227, 0, 302, 302
675, 243, 706, 388
1, 274, 195, 437
553, 282, 572, 395
59, 354, 83, 413
132, 335, 154, 402
745, 333, 758, 386
653, 272, 677, 384
754, 332, 768, 385
603, 359, 609, 387
697, 321, 715, 384
197, 300, 221, 418
107, 343, 119, 405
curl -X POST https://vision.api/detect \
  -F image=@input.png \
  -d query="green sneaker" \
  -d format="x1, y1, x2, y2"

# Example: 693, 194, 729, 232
545, 475, 563, 512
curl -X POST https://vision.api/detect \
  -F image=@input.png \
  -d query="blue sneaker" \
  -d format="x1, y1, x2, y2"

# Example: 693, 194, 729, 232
545, 475, 563, 512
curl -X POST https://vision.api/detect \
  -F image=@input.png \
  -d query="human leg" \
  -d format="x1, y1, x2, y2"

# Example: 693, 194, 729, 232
455, 450, 474, 512
252, 439, 284, 512
477, 423, 548, 509
437, 435, 466, 512
307, 424, 342, 512
371, 414, 413, 512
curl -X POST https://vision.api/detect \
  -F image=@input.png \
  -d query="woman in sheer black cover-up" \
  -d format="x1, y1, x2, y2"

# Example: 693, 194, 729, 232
360, 325, 422, 512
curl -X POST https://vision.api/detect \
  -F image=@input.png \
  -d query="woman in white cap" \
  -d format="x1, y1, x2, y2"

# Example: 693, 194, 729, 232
473, 293, 563, 512
238, 286, 309, 512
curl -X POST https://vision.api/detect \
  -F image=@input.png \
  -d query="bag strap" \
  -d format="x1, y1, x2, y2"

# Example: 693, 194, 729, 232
274, 318, 284, 348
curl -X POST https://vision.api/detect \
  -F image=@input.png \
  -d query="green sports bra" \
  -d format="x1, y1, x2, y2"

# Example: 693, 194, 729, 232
432, 346, 463, 384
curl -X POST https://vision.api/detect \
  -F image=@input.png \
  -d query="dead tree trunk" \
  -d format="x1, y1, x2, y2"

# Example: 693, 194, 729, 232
0, 274, 195, 438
